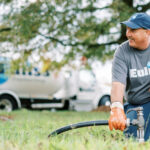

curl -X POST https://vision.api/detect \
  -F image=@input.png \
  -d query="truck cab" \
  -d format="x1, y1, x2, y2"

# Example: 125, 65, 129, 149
54, 68, 111, 111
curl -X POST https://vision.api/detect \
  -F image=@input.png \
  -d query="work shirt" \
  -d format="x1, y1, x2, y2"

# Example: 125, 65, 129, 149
112, 40, 150, 104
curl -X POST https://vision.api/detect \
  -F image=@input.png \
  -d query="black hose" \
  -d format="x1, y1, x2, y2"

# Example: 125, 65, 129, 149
48, 120, 108, 137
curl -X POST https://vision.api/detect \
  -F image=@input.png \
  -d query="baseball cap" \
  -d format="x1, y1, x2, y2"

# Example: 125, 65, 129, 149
121, 13, 150, 29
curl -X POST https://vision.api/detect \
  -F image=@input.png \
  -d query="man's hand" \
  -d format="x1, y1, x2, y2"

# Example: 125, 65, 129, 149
109, 107, 127, 131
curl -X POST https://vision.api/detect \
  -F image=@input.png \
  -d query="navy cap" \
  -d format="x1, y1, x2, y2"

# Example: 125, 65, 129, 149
121, 13, 150, 29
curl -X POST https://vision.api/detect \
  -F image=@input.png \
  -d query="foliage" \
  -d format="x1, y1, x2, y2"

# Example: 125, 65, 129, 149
0, 109, 150, 150
0, 0, 150, 68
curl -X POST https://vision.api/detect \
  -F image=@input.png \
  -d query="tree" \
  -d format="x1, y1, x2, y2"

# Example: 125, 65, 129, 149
0, 0, 149, 68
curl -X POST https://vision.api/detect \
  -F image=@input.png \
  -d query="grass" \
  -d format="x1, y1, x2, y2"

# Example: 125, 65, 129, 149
0, 109, 149, 150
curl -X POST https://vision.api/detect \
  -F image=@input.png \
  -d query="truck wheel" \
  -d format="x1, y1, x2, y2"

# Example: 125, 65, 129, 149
0, 95, 17, 112
98, 95, 111, 106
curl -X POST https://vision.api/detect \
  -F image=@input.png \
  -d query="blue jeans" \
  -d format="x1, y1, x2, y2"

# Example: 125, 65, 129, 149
124, 102, 150, 141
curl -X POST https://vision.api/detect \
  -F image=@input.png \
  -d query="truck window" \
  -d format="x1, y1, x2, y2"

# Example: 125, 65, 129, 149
79, 70, 96, 91
79, 70, 96, 85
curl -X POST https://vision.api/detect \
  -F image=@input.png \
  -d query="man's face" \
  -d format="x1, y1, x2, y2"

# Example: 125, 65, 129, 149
126, 27, 150, 50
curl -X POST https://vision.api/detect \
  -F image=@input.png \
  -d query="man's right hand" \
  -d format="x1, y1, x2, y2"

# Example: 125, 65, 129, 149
109, 107, 127, 131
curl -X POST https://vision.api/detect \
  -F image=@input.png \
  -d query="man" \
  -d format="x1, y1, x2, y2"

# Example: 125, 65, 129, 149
109, 12, 150, 141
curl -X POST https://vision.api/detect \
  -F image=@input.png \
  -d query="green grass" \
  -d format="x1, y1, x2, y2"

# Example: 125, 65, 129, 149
0, 109, 149, 150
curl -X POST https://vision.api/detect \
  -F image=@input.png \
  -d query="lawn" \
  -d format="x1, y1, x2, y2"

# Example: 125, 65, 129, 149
0, 109, 149, 150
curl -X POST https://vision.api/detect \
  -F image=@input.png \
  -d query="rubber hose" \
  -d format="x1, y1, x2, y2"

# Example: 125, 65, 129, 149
48, 120, 108, 137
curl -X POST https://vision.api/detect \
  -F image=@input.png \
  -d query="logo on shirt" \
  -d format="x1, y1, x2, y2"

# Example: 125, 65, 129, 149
130, 67, 150, 78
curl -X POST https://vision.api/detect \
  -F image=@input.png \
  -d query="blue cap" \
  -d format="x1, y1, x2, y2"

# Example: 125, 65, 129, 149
121, 13, 150, 29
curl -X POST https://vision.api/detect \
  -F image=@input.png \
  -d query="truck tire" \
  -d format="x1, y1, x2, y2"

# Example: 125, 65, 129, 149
0, 95, 18, 112
98, 95, 110, 106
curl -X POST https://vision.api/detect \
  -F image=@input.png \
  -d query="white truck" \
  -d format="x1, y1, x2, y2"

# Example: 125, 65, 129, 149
0, 57, 111, 112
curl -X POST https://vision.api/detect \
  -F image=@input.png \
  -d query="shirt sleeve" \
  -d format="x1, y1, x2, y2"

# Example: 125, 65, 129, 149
112, 46, 128, 85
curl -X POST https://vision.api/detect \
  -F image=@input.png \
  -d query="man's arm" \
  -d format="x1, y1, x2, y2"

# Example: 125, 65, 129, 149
111, 82, 125, 104
109, 81, 127, 131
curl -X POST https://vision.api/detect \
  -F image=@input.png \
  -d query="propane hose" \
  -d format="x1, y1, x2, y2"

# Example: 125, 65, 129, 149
48, 107, 145, 142
48, 120, 108, 137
